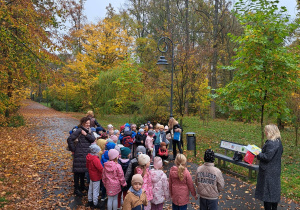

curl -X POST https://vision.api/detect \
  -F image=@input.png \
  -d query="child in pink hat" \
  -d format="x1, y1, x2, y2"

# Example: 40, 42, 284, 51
150, 157, 170, 210
103, 149, 127, 210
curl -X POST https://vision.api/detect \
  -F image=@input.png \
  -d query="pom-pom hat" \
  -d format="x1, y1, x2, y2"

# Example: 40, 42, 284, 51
108, 149, 119, 160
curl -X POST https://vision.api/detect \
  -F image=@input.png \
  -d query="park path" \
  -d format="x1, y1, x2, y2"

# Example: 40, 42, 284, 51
22, 100, 299, 209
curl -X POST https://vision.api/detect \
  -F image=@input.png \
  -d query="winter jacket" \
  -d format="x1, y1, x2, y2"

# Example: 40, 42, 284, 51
103, 161, 127, 196
154, 131, 161, 145
135, 167, 153, 201
86, 154, 103, 182
195, 162, 224, 200
122, 190, 148, 210
67, 127, 95, 173
135, 133, 147, 146
118, 158, 131, 191
157, 148, 168, 157
145, 136, 154, 151
255, 139, 283, 203
169, 166, 196, 206
150, 169, 170, 205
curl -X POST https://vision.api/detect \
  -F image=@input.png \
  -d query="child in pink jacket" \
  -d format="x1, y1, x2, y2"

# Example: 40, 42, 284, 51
145, 130, 155, 160
135, 154, 153, 210
103, 149, 127, 210
169, 154, 197, 209
150, 157, 170, 210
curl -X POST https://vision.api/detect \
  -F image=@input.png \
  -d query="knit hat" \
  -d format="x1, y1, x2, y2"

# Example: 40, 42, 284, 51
110, 135, 118, 143
106, 142, 116, 151
140, 124, 145, 129
135, 146, 146, 157
89, 144, 101, 155
108, 149, 119, 160
138, 154, 150, 166
139, 128, 144, 133
91, 127, 96, 132
114, 129, 119, 135
131, 174, 143, 185
107, 138, 114, 143
107, 124, 113, 129
148, 130, 155, 136
96, 127, 103, 134
124, 127, 130, 132
164, 125, 169, 130
154, 156, 163, 169
204, 149, 215, 163
120, 147, 131, 159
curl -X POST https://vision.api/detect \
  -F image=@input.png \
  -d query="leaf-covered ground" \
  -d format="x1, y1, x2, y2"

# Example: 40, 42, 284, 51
0, 100, 299, 209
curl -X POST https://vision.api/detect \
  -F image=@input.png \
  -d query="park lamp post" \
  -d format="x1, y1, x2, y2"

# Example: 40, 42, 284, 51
62, 83, 68, 112
157, 37, 174, 151
156, 37, 174, 118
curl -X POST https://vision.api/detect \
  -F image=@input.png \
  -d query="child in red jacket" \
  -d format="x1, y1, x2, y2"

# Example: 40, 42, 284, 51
157, 142, 169, 163
86, 144, 103, 208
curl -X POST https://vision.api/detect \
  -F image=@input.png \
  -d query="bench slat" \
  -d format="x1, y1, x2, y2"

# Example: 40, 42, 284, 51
215, 153, 259, 170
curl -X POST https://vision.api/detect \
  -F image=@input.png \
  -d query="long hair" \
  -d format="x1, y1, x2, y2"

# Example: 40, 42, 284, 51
265, 124, 281, 141
175, 154, 187, 181
168, 117, 178, 129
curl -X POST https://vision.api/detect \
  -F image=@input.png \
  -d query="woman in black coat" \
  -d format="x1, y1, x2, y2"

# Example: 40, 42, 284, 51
255, 124, 283, 210
166, 117, 183, 160
67, 117, 96, 196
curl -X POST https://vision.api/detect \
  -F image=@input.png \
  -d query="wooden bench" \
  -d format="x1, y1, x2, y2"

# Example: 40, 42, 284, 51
214, 140, 259, 179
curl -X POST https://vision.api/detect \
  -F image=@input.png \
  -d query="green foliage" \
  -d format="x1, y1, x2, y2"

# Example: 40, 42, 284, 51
50, 99, 66, 112
0, 196, 8, 208
0, 114, 25, 127
218, 0, 300, 126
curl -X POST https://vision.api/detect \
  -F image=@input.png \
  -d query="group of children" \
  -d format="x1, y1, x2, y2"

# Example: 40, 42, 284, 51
81, 121, 224, 210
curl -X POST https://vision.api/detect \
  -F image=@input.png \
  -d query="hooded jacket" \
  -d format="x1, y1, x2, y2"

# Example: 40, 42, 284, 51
103, 161, 127, 196
195, 162, 224, 200
145, 136, 154, 151
135, 167, 153, 201
101, 142, 116, 167
150, 169, 170, 204
86, 153, 103, 182
169, 166, 196, 206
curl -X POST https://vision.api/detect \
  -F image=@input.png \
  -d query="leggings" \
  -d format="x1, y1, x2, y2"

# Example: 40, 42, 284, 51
172, 140, 182, 158
107, 194, 118, 210
118, 191, 127, 208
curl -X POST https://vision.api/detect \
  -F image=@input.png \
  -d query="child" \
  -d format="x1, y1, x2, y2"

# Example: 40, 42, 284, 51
150, 157, 170, 210
135, 154, 153, 210
117, 147, 132, 209
153, 124, 161, 156
125, 146, 146, 192
145, 130, 155, 160
123, 174, 148, 210
86, 144, 103, 208
103, 149, 127, 210
157, 142, 169, 163
195, 149, 224, 210
135, 128, 147, 147
169, 154, 197, 209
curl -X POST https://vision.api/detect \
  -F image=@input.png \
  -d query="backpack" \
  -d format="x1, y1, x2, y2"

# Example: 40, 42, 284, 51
123, 135, 133, 147
69, 126, 79, 135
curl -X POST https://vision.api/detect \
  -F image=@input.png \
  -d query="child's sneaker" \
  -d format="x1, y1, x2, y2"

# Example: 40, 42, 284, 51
100, 197, 107, 202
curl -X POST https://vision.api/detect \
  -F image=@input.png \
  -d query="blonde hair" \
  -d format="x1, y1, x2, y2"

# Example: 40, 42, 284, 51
155, 123, 161, 129
168, 117, 178, 129
86, 110, 94, 117
175, 154, 186, 181
265, 124, 281, 141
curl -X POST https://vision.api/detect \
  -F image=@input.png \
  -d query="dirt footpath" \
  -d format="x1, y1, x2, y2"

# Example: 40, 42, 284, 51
22, 100, 299, 209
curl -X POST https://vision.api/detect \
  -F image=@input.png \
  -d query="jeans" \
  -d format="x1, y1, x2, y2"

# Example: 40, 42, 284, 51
172, 203, 187, 210
200, 197, 218, 210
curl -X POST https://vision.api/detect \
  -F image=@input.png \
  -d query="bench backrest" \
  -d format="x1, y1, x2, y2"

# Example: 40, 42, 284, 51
219, 140, 248, 154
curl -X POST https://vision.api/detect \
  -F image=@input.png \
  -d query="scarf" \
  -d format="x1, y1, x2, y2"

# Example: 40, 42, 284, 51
129, 186, 142, 197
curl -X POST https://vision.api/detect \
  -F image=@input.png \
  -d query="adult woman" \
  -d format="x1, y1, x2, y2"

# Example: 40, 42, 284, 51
255, 124, 283, 210
67, 117, 96, 196
86, 110, 106, 132
166, 117, 183, 160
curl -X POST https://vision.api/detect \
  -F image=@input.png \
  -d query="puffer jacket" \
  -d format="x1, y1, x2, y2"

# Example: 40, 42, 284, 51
67, 127, 95, 173
135, 167, 153, 201
103, 161, 127, 196
169, 166, 196, 206
150, 169, 170, 205
86, 153, 103, 181
195, 162, 224, 200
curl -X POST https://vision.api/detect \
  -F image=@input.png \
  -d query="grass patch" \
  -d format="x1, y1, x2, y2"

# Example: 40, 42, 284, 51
0, 197, 8, 208
182, 116, 300, 203
39, 102, 51, 108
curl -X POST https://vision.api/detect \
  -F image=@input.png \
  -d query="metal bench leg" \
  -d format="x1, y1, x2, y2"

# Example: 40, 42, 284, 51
218, 158, 221, 167
223, 160, 225, 168
248, 169, 252, 179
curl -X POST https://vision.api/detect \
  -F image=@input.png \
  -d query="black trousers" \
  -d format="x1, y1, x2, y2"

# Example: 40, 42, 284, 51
172, 140, 183, 159
74, 172, 85, 191
264, 202, 278, 210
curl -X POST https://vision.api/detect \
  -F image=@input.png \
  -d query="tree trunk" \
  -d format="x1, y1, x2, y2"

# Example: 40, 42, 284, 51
296, 127, 298, 146
211, 0, 219, 119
